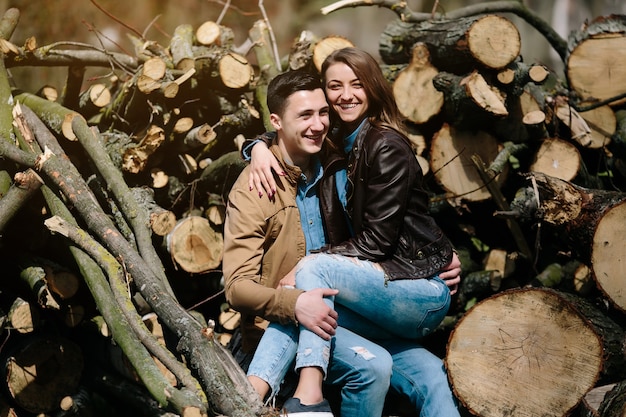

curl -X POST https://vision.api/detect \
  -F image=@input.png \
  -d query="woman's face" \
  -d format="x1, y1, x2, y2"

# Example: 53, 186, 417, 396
324, 62, 369, 131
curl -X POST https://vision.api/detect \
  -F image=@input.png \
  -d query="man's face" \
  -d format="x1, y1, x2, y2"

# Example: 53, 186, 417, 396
271, 88, 329, 165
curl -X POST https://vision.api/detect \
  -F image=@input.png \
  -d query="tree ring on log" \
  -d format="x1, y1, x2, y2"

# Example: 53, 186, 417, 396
446, 288, 603, 417
591, 200, 626, 312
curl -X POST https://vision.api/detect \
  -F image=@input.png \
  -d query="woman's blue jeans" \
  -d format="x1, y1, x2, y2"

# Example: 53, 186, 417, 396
247, 254, 458, 416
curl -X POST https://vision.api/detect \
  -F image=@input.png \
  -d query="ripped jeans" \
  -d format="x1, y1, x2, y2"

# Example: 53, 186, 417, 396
247, 254, 456, 416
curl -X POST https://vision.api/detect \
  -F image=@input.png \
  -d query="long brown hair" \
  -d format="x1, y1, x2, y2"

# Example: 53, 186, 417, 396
321, 47, 406, 135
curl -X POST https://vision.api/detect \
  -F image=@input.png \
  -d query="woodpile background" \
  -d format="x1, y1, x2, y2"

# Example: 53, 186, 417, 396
0, 1, 624, 416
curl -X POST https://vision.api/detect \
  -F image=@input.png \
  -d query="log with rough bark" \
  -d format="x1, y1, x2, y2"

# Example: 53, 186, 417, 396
380, 14, 520, 73
597, 380, 626, 417
446, 287, 626, 417
577, 383, 616, 417
510, 172, 626, 312
432, 70, 508, 130
0, 168, 43, 233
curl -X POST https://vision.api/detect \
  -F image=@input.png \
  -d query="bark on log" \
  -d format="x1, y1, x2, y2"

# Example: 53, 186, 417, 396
598, 380, 626, 417
446, 287, 624, 417
17, 254, 80, 308
380, 14, 520, 73
576, 383, 616, 417
510, 173, 626, 312
0, 168, 43, 233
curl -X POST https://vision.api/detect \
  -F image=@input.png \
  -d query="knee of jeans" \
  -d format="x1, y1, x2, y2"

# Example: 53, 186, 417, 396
354, 350, 393, 387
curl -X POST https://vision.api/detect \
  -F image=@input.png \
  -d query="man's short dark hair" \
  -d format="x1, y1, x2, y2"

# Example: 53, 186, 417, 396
267, 70, 323, 117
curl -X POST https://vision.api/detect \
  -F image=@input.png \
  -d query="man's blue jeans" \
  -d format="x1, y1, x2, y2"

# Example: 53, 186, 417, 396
249, 323, 393, 417
248, 253, 458, 416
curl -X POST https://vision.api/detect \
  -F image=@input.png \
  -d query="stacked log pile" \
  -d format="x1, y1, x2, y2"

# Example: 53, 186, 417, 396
0, 1, 624, 417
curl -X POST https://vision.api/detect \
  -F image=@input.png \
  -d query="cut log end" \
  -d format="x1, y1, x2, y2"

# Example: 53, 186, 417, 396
312, 36, 354, 71
530, 138, 581, 182
446, 288, 603, 417
591, 200, 626, 312
166, 216, 223, 274
467, 15, 521, 70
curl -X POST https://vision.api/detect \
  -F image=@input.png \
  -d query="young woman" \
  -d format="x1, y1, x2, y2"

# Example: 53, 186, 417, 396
247, 47, 461, 417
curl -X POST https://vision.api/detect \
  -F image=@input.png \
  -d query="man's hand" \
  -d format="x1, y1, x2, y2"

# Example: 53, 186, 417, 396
440, 251, 461, 295
294, 288, 339, 340
248, 141, 281, 198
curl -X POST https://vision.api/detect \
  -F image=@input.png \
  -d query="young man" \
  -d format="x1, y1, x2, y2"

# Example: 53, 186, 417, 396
223, 70, 393, 416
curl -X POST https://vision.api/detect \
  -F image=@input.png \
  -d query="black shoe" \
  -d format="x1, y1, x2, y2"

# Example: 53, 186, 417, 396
280, 397, 334, 416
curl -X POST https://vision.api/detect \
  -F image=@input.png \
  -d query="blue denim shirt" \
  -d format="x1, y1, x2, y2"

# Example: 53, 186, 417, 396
297, 157, 326, 254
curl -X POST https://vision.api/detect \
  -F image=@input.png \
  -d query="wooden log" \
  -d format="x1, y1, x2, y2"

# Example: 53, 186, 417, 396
511, 173, 626, 312
3, 335, 83, 414
590, 200, 626, 313
566, 15, 626, 106
288, 30, 318, 72
122, 125, 166, 174
380, 14, 520, 73
36, 84, 58, 102
553, 101, 615, 149
392, 42, 443, 125
529, 137, 581, 181
429, 123, 505, 202
181, 123, 216, 151
576, 383, 616, 417
433, 70, 507, 131
8, 296, 39, 333
194, 47, 254, 91
78, 83, 111, 119
17, 255, 80, 308
0, 168, 43, 233
446, 288, 625, 417
141, 56, 167, 81
218, 52, 254, 90
165, 215, 223, 274
196, 20, 234, 48
61, 66, 85, 110
130, 186, 176, 237
170, 24, 195, 72
196, 20, 222, 46
311, 35, 354, 71
598, 380, 626, 417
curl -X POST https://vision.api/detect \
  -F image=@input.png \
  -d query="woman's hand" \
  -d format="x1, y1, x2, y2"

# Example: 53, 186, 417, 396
278, 265, 297, 288
440, 251, 461, 295
248, 141, 282, 198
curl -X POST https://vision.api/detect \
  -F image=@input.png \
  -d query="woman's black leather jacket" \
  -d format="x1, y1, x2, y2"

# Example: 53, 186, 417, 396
319, 120, 454, 281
